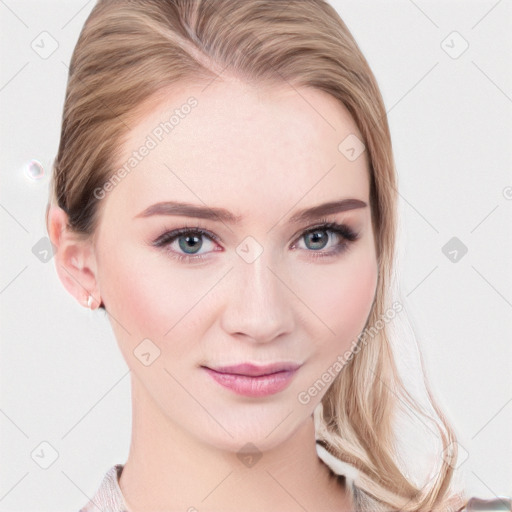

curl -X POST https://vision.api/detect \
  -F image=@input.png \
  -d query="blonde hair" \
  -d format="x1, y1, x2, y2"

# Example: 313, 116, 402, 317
46, 1, 467, 509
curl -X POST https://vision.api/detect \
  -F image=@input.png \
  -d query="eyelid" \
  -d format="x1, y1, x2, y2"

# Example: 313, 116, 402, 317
290, 216, 358, 240
152, 217, 356, 245
151, 225, 220, 247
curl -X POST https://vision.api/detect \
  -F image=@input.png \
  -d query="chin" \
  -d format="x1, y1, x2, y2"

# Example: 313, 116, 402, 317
181, 405, 312, 454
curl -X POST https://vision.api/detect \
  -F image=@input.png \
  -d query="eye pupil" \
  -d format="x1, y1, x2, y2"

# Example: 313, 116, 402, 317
305, 230, 328, 250
179, 234, 202, 254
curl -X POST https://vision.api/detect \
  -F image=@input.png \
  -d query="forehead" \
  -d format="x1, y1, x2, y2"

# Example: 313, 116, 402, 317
104, 78, 370, 222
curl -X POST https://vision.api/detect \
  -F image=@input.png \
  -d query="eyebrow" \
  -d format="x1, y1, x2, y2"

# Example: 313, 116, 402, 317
134, 198, 368, 224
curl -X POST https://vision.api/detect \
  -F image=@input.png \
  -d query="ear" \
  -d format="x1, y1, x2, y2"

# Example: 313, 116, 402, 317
47, 205, 102, 309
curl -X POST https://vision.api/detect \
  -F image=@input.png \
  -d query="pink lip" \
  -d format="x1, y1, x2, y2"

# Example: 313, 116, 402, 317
202, 362, 301, 397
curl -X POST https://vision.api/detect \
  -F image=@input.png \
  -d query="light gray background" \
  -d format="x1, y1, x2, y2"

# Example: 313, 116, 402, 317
1, 0, 511, 510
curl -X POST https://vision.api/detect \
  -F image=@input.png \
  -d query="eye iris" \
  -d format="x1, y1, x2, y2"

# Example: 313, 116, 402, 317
178, 233, 202, 254
305, 230, 328, 250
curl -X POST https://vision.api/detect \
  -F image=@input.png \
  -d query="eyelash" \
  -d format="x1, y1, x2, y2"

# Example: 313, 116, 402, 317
151, 217, 360, 264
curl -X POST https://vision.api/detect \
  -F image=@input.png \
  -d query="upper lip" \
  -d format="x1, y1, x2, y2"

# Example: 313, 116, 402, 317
204, 362, 302, 377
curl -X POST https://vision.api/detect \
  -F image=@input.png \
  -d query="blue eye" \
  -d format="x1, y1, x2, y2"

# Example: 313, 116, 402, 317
152, 226, 219, 262
295, 222, 359, 258
152, 221, 360, 263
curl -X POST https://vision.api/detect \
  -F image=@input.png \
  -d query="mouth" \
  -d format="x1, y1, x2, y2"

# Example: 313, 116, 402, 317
205, 362, 302, 377
201, 362, 302, 397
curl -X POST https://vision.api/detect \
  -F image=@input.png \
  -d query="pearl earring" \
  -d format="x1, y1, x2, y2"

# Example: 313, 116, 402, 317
87, 295, 93, 309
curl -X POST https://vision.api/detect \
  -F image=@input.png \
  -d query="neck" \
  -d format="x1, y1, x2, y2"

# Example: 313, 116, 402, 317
119, 377, 350, 512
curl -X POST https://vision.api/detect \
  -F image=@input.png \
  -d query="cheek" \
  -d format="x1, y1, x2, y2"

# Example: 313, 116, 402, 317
299, 249, 378, 351
98, 242, 209, 346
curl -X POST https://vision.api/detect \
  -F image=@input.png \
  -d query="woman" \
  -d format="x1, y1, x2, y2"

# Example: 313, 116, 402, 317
45, 0, 511, 511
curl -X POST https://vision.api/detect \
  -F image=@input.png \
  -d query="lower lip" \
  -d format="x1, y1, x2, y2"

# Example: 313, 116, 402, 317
202, 367, 298, 397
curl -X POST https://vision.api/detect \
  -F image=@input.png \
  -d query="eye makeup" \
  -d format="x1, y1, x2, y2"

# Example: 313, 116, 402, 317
150, 216, 361, 264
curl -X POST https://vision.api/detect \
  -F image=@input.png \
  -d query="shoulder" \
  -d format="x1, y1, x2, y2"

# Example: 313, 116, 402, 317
462, 496, 512, 511
315, 441, 512, 512
79, 464, 128, 512
348, 486, 512, 512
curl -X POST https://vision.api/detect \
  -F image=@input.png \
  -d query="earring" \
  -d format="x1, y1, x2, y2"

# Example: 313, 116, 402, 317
86, 295, 93, 309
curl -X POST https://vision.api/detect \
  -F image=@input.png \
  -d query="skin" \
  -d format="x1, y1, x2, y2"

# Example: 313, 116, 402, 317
48, 77, 378, 511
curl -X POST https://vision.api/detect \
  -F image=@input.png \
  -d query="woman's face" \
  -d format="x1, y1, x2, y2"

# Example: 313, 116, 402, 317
92, 78, 378, 451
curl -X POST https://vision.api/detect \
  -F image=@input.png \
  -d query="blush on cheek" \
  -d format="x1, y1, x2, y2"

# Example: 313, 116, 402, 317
104, 252, 213, 361
313, 257, 377, 354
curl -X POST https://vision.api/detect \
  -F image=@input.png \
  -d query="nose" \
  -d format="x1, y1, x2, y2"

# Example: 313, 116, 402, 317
219, 249, 295, 344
